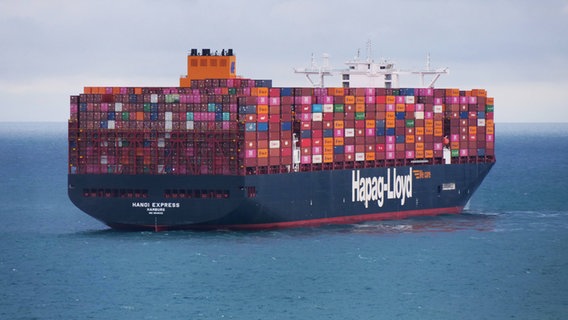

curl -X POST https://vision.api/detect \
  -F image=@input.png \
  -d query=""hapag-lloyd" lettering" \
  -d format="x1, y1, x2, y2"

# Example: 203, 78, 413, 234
352, 168, 413, 208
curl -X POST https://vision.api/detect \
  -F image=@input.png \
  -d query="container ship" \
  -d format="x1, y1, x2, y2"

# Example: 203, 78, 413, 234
68, 48, 495, 231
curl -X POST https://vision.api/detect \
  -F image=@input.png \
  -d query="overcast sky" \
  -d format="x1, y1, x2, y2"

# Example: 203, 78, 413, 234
1, 0, 567, 122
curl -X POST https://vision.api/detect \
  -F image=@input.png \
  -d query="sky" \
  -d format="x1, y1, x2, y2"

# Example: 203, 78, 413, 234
1, 0, 567, 122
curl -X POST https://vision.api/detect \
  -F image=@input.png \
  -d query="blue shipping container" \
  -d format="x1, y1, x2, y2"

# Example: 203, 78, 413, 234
245, 123, 257, 132
257, 122, 269, 132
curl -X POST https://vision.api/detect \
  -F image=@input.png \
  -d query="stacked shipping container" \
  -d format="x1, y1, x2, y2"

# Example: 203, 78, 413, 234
69, 82, 494, 176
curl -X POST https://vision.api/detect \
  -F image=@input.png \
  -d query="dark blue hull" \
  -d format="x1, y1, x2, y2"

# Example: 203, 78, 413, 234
68, 162, 493, 230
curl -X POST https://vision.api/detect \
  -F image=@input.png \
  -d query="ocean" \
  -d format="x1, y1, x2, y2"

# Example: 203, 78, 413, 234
0, 122, 567, 319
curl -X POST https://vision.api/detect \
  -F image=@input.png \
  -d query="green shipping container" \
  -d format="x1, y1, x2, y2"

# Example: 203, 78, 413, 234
451, 149, 459, 157
334, 104, 344, 112
122, 112, 129, 120
143, 103, 151, 112
355, 112, 365, 120
406, 119, 415, 128
486, 105, 494, 112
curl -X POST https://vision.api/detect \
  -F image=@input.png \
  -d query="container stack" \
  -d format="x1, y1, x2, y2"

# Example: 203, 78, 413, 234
69, 82, 494, 176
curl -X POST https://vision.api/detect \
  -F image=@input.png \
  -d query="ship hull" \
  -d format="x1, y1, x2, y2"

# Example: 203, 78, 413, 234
68, 162, 493, 230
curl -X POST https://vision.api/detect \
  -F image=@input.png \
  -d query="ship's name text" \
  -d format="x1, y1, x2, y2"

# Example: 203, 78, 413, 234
131, 202, 180, 208
352, 168, 413, 208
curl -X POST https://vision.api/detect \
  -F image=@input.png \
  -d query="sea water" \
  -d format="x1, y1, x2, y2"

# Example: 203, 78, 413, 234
0, 122, 566, 319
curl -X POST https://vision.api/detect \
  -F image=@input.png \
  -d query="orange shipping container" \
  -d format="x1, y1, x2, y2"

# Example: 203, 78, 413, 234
415, 150, 424, 158
136, 112, 144, 121
406, 135, 415, 144
469, 126, 477, 135
345, 96, 355, 104
329, 88, 345, 96
446, 88, 460, 97
323, 146, 334, 154
396, 104, 406, 112
334, 137, 344, 146
323, 137, 334, 147
415, 127, 425, 135
386, 119, 396, 128
355, 104, 365, 113
324, 154, 334, 163
257, 105, 269, 114
257, 87, 269, 96
386, 96, 396, 104
425, 150, 434, 158
487, 97, 494, 105
258, 149, 269, 158
451, 142, 460, 150
365, 120, 375, 128
356, 96, 365, 104
334, 120, 344, 129
366, 152, 375, 161
415, 142, 425, 151
434, 127, 443, 137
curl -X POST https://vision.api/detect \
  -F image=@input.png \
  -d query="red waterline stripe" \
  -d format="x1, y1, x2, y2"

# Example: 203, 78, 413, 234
127, 206, 463, 231
222, 206, 463, 230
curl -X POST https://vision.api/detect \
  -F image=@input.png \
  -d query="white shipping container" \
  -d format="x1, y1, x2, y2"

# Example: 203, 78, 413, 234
355, 153, 365, 161
108, 120, 115, 129
312, 112, 323, 122
158, 138, 165, 148
405, 96, 415, 104
165, 121, 173, 131
414, 111, 424, 120
477, 119, 486, 127
186, 121, 194, 130
151, 94, 158, 103
345, 128, 355, 137
434, 105, 443, 113
165, 112, 173, 121
312, 154, 322, 164
269, 140, 280, 149
323, 104, 334, 113
115, 102, 123, 112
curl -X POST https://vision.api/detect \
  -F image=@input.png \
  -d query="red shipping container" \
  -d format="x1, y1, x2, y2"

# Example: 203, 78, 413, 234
281, 147, 292, 156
